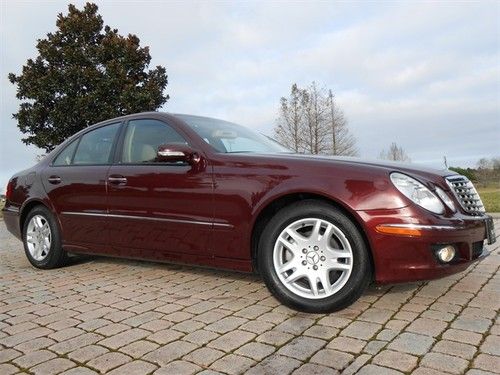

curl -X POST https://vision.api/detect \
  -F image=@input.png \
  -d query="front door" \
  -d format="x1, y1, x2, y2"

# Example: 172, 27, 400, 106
106, 118, 214, 260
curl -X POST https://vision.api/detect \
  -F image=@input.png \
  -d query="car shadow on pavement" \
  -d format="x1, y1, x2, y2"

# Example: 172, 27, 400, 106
64, 252, 425, 307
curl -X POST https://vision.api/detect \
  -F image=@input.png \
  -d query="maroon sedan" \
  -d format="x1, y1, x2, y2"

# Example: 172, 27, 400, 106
3, 112, 496, 312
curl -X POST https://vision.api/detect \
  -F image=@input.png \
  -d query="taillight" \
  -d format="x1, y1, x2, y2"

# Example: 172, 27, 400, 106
5, 180, 13, 201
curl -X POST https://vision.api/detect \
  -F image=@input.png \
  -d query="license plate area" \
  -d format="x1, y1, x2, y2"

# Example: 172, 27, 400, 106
485, 216, 496, 245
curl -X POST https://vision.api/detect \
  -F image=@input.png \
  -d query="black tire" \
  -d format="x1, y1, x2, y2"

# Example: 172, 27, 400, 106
258, 200, 372, 313
22, 205, 67, 269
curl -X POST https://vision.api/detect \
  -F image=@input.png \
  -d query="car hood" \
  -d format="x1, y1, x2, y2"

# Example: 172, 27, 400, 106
264, 153, 457, 180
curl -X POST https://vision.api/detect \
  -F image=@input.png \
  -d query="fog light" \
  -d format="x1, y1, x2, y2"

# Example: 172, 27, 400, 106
436, 245, 456, 263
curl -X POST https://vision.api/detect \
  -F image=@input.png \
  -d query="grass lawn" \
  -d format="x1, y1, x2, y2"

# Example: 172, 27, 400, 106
477, 186, 500, 213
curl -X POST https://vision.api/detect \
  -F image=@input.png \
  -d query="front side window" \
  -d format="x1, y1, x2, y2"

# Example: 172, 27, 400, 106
176, 114, 291, 154
73, 123, 120, 165
121, 119, 187, 163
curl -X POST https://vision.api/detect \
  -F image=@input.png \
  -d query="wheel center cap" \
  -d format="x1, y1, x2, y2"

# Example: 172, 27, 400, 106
306, 251, 320, 265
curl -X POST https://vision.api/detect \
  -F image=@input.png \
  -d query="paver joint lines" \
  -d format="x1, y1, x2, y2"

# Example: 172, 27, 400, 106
0, 219, 498, 374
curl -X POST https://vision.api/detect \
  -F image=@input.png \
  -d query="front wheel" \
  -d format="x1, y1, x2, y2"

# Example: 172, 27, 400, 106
23, 205, 67, 269
258, 200, 372, 313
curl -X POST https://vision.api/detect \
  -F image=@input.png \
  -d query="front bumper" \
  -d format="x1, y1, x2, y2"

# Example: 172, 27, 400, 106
358, 207, 494, 284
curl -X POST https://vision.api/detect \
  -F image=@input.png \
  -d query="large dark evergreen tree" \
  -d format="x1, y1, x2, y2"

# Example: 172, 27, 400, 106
8, 2, 169, 152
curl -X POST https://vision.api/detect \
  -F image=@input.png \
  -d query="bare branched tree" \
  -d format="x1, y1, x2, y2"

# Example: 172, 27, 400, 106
492, 157, 500, 171
326, 90, 358, 156
379, 142, 411, 162
274, 84, 306, 152
275, 82, 357, 155
476, 158, 491, 170
303, 82, 330, 154
475, 157, 500, 186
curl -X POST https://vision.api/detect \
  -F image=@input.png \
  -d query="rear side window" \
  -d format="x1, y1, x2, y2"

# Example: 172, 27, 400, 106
53, 139, 78, 166
73, 123, 120, 165
121, 119, 187, 163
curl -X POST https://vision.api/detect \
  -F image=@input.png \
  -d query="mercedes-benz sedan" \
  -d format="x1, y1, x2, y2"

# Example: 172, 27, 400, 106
3, 112, 496, 312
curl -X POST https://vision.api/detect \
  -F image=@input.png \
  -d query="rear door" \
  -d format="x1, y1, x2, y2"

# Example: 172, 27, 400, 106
41, 122, 121, 253
106, 118, 214, 259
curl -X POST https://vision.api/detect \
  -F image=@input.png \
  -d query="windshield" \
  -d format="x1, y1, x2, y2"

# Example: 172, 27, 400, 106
175, 114, 291, 154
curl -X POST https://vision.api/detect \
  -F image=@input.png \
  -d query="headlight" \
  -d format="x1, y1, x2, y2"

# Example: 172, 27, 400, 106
390, 172, 445, 214
435, 187, 456, 212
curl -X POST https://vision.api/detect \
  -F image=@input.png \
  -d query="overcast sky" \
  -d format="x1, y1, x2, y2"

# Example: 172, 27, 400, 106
1, 0, 499, 193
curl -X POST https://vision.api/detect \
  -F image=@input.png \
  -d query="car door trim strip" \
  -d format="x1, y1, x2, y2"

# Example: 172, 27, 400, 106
61, 211, 233, 228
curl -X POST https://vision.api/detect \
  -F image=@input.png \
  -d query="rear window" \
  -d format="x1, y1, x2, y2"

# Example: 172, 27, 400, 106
53, 139, 78, 166
73, 123, 120, 165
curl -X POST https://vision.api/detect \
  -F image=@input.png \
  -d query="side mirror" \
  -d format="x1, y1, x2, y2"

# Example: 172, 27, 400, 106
156, 144, 201, 165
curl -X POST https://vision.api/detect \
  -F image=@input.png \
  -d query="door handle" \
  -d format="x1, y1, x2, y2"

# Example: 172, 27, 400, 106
48, 176, 61, 184
108, 175, 127, 185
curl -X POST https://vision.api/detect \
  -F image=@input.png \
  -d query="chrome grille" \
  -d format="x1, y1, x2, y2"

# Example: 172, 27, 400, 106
446, 175, 485, 215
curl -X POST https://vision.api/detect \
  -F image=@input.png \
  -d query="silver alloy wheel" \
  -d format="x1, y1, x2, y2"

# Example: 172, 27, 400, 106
273, 218, 353, 299
26, 215, 51, 261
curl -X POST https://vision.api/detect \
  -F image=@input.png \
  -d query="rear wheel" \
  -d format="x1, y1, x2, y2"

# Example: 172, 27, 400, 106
23, 205, 67, 269
258, 200, 372, 312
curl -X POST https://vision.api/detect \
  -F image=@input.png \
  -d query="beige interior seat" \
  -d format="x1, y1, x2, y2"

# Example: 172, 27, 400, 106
140, 144, 156, 162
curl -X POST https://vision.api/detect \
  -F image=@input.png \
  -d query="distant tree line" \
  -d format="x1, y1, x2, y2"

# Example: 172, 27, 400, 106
450, 157, 500, 186
448, 167, 476, 182
274, 82, 358, 156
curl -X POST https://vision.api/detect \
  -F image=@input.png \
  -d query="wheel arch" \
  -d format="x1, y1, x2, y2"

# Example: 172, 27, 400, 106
19, 199, 54, 233
250, 192, 375, 276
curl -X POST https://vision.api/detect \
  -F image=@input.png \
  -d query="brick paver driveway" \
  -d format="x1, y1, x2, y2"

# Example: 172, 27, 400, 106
0, 218, 499, 375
